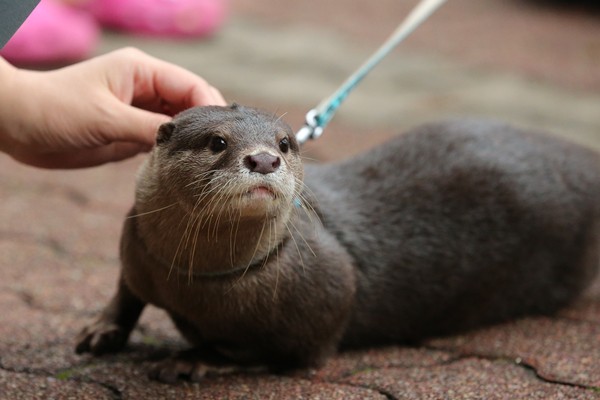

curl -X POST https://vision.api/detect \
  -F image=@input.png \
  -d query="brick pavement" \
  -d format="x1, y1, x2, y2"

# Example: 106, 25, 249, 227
1, 0, 599, 398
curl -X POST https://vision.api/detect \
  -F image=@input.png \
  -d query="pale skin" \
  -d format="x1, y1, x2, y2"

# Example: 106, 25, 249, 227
0, 47, 225, 169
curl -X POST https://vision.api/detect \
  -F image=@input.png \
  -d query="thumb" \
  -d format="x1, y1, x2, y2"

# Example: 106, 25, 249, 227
109, 103, 172, 146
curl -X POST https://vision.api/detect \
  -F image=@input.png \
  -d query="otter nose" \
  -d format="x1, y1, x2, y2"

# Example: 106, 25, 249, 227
244, 152, 281, 174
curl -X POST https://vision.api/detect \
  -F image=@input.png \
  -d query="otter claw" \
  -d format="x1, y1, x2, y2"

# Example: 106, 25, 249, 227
75, 321, 128, 355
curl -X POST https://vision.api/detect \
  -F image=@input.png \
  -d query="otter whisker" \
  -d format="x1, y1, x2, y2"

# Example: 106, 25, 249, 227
205, 178, 237, 240
229, 207, 242, 269
184, 170, 219, 189
170, 174, 231, 281
292, 177, 321, 226
273, 111, 288, 125
127, 202, 177, 219
186, 181, 221, 269
169, 182, 214, 280
175, 196, 203, 282
284, 223, 305, 275
186, 176, 239, 282
169, 210, 194, 281
227, 217, 268, 292
300, 155, 319, 162
194, 175, 233, 239
211, 179, 237, 240
271, 218, 281, 301
286, 215, 316, 259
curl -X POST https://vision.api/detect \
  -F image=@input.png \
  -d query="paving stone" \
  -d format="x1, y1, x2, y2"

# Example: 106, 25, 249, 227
0, 153, 141, 209
1, 159, 130, 261
174, 375, 387, 400
0, 291, 89, 373
67, 357, 387, 400
0, 240, 118, 314
0, 370, 115, 400
344, 357, 599, 400
303, 347, 454, 382
427, 317, 600, 388
1, 341, 86, 378
0, 291, 73, 349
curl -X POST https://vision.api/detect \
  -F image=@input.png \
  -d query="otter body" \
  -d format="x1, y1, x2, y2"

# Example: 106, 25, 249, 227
76, 105, 600, 382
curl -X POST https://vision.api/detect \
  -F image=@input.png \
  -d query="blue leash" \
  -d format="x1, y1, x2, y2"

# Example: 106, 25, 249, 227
296, 0, 447, 144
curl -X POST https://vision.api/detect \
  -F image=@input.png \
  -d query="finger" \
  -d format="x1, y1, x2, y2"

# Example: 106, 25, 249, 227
188, 84, 227, 108
133, 84, 226, 116
129, 53, 226, 113
108, 102, 172, 145
12, 142, 151, 169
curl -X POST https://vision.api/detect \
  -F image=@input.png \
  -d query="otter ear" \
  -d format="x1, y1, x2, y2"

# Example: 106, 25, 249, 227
156, 122, 175, 145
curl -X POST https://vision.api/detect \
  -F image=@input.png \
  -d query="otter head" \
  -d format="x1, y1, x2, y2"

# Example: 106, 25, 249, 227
151, 104, 303, 224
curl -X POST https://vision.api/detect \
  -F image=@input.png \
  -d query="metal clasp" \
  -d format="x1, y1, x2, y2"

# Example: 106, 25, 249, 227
295, 109, 324, 144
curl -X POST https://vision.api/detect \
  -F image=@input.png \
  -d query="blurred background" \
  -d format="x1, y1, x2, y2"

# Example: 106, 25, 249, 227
2, 0, 600, 160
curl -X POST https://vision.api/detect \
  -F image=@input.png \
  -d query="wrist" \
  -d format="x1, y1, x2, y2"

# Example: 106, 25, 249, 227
0, 59, 18, 155
0, 59, 41, 157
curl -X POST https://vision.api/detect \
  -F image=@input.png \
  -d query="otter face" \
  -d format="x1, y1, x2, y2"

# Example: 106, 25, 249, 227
153, 104, 303, 220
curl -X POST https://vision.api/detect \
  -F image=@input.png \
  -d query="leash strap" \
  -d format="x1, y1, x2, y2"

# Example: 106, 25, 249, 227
296, 0, 447, 144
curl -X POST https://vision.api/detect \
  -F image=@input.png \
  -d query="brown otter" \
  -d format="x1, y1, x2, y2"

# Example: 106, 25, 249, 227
75, 104, 600, 383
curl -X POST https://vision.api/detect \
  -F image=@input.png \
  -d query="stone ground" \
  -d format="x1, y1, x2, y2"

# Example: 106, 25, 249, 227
1, 0, 600, 398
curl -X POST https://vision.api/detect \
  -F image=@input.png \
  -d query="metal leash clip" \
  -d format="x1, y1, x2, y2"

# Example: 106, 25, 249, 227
295, 0, 447, 145
296, 109, 324, 144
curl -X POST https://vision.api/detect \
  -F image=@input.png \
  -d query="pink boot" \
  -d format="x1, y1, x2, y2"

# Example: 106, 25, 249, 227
88, 0, 227, 38
0, 0, 100, 65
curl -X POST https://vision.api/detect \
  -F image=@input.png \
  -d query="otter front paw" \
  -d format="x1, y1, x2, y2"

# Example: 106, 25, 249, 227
75, 320, 129, 355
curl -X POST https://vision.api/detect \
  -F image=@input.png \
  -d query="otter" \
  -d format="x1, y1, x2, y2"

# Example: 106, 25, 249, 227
75, 104, 600, 383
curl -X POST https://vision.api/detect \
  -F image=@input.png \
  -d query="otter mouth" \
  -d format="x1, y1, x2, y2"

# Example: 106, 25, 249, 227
244, 185, 277, 200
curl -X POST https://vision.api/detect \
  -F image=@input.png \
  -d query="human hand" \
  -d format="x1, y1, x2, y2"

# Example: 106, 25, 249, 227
0, 47, 225, 168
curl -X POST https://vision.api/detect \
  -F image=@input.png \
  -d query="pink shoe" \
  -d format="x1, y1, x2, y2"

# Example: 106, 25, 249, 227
0, 0, 100, 65
88, 0, 227, 38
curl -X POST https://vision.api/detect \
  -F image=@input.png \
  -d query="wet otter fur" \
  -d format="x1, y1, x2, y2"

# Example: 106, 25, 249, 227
76, 104, 600, 383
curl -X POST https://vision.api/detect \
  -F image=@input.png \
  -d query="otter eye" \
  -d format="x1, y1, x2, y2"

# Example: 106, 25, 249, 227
279, 137, 290, 153
209, 136, 227, 153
